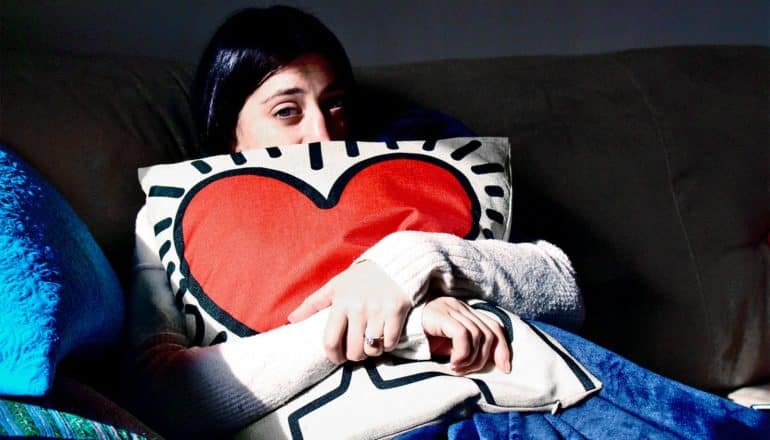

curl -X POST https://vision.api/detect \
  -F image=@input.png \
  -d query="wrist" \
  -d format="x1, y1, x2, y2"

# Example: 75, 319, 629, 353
390, 303, 430, 360
356, 231, 452, 306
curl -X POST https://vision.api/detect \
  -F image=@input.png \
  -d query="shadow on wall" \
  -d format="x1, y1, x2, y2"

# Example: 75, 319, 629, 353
1, 0, 768, 65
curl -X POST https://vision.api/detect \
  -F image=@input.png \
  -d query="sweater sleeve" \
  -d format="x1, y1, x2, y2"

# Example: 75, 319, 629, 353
356, 231, 584, 330
126, 207, 428, 437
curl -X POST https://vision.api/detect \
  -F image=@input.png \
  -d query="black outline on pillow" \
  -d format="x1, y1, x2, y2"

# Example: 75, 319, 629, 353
173, 153, 484, 337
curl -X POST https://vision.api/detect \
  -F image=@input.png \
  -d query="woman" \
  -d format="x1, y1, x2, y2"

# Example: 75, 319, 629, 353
127, 6, 582, 438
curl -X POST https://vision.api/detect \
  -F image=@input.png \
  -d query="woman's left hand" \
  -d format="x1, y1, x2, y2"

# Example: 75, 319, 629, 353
422, 296, 511, 374
287, 260, 411, 364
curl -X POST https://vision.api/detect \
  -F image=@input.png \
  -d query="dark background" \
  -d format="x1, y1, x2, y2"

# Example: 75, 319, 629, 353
2, 0, 768, 66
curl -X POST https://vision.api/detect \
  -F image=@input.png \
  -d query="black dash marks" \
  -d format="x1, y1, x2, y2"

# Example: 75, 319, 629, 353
190, 160, 212, 174
266, 147, 282, 158
210, 331, 229, 345
486, 209, 504, 224
159, 240, 171, 260
482, 228, 494, 239
484, 185, 505, 197
345, 140, 360, 157
184, 304, 205, 346
230, 152, 247, 165
386, 140, 400, 150
148, 186, 185, 198
450, 140, 482, 161
154, 218, 173, 235
309, 142, 323, 170
175, 279, 188, 309
166, 261, 176, 277
471, 163, 505, 175
422, 139, 437, 151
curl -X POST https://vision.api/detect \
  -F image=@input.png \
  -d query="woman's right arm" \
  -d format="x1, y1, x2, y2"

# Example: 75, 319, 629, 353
127, 267, 344, 437
126, 207, 340, 437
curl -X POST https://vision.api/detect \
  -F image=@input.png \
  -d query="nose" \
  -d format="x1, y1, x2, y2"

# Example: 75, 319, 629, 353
302, 106, 331, 143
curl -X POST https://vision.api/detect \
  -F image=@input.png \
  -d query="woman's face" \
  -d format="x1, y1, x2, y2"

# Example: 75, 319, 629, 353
234, 54, 349, 151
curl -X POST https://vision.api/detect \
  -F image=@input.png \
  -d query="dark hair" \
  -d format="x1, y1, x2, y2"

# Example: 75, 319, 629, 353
192, 6, 354, 156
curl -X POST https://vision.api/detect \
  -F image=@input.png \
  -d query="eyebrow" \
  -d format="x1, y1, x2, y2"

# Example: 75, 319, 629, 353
260, 87, 305, 104
259, 81, 348, 105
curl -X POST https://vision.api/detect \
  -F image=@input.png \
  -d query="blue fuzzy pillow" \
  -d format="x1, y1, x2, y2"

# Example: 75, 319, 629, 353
0, 145, 124, 396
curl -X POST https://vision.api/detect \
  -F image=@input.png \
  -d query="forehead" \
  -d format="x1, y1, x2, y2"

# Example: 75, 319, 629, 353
254, 54, 338, 98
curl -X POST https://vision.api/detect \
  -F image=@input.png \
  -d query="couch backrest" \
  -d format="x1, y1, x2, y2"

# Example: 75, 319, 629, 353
1, 51, 200, 284
355, 46, 770, 392
2, 46, 768, 392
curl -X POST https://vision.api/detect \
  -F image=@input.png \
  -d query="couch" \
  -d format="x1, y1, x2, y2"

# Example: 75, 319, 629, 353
1, 45, 767, 437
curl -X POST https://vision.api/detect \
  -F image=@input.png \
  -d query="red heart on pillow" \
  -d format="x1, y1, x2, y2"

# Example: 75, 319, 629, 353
178, 156, 478, 335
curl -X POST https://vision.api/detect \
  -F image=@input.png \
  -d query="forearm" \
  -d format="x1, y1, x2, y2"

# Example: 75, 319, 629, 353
357, 231, 584, 329
130, 208, 336, 435
126, 265, 338, 437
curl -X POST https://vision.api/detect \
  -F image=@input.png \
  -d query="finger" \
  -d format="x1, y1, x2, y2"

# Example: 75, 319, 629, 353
493, 331, 512, 374
439, 314, 474, 372
382, 308, 407, 352
323, 306, 348, 364
363, 319, 385, 358
288, 285, 333, 323
463, 313, 499, 374
456, 314, 493, 374
448, 309, 492, 374
447, 310, 483, 371
483, 315, 512, 373
345, 308, 367, 362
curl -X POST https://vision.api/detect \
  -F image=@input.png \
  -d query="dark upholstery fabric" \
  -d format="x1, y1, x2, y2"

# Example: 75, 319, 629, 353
356, 46, 769, 391
0, 51, 200, 285
1, 46, 767, 395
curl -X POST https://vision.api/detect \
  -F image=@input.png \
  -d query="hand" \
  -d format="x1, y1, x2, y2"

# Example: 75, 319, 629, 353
422, 296, 511, 375
288, 260, 411, 364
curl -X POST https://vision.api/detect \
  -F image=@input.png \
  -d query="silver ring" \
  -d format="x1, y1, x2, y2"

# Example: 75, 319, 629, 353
364, 336, 384, 347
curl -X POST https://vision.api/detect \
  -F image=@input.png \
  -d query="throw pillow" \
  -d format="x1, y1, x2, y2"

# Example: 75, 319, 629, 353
0, 145, 124, 396
138, 137, 511, 345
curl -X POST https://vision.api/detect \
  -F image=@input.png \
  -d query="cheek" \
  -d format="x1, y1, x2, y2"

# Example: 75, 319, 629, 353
234, 112, 259, 151
235, 117, 295, 152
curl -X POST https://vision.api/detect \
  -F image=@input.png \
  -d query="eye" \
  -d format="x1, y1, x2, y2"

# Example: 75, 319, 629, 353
273, 105, 301, 119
